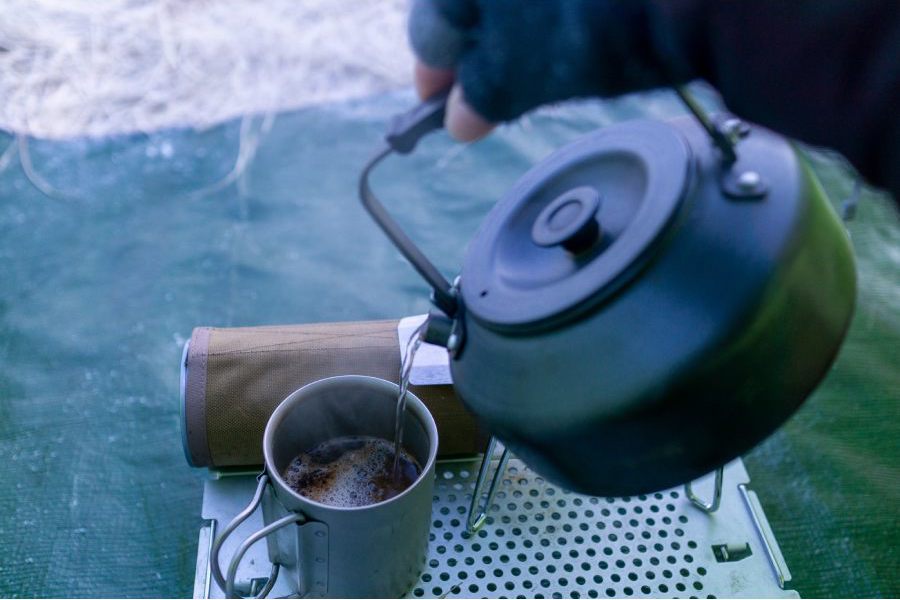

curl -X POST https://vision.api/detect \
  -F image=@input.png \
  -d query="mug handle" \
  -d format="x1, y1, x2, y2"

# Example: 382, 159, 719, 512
210, 473, 306, 599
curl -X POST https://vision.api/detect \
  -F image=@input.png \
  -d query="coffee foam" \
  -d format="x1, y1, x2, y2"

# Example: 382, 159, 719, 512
283, 435, 421, 507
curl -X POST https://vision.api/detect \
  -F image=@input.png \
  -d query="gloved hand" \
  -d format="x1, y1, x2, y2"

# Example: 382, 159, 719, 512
408, 0, 686, 141
409, 0, 900, 202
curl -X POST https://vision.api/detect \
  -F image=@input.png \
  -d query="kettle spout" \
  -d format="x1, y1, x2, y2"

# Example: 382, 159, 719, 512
422, 311, 454, 348
422, 309, 466, 357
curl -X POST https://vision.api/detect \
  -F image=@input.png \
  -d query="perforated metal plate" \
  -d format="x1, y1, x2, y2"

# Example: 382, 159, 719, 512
194, 458, 796, 598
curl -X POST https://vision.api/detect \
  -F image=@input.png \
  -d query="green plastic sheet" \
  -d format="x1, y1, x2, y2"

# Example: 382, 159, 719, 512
0, 88, 897, 597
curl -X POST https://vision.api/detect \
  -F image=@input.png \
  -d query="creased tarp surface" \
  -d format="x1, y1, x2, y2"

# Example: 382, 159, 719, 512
0, 88, 897, 597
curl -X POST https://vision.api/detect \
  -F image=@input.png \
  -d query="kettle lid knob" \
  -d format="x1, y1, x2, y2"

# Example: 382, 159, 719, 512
531, 186, 602, 253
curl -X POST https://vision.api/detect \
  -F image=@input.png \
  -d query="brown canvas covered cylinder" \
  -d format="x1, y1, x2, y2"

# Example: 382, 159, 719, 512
181, 319, 485, 469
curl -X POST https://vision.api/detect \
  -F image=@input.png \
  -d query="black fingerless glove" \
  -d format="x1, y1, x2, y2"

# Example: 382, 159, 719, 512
409, 0, 696, 122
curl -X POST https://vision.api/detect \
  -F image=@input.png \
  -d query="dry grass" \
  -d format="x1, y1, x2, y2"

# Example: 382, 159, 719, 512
0, 0, 412, 139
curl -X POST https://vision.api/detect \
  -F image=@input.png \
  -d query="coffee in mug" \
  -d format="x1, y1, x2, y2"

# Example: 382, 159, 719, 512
283, 435, 421, 507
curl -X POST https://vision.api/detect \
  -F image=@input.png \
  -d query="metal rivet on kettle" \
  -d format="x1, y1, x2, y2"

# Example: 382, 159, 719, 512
737, 170, 762, 191
446, 333, 460, 353
721, 117, 751, 139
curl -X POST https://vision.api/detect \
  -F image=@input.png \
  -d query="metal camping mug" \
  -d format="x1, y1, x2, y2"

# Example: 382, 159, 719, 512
210, 375, 439, 598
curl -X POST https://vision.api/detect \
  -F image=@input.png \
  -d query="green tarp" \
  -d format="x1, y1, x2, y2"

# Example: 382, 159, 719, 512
0, 89, 897, 597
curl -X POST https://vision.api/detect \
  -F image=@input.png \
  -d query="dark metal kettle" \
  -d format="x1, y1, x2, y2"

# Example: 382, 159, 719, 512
359, 91, 856, 496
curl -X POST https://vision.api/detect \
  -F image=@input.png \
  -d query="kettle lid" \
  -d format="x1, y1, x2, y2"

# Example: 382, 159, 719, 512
461, 119, 692, 328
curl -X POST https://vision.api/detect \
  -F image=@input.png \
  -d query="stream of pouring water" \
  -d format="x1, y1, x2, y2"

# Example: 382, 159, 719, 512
393, 321, 426, 478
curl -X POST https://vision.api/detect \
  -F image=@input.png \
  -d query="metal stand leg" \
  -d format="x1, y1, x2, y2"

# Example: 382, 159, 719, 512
685, 466, 725, 514
466, 436, 510, 533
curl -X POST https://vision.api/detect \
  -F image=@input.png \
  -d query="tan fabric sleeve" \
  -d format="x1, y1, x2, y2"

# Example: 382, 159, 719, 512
183, 319, 486, 468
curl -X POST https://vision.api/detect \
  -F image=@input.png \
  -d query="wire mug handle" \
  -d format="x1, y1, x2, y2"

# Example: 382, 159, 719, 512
209, 473, 306, 599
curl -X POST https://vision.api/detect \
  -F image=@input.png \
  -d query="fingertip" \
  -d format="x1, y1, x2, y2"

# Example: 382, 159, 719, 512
415, 61, 456, 100
445, 85, 495, 142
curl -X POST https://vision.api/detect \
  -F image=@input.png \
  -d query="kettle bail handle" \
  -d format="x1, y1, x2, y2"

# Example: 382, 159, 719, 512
674, 86, 739, 165
359, 91, 459, 316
